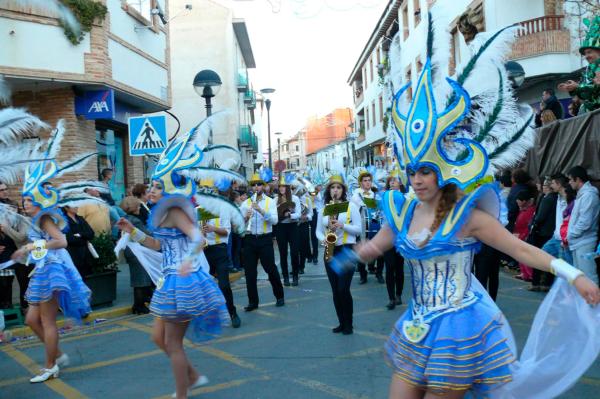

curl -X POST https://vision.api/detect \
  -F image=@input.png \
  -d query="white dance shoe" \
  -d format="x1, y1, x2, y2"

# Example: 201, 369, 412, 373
171, 375, 209, 398
30, 364, 59, 383
56, 353, 70, 367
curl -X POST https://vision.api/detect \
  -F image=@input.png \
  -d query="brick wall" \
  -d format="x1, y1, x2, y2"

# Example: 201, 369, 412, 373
509, 30, 570, 60
544, 0, 563, 16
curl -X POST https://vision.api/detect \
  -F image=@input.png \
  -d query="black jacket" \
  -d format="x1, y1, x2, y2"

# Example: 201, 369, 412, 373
65, 214, 95, 276
531, 192, 558, 240
535, 95, 564, 126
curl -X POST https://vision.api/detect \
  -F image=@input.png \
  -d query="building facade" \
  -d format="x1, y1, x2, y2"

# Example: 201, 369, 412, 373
168, 0, 260, 178
1, 0, 172, 202
348, 0, 583, 169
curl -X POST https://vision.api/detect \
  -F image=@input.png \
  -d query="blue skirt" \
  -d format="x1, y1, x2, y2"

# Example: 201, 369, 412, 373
150, 270, 230, 342
385, 295, 514, 394
25, 262, 92, 320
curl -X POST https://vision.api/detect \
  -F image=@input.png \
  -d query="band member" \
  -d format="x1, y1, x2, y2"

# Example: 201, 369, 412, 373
309, 184, 323, 265
275, 175, 302, 286
297, 185, 313, 274
200, 196, 242, 328
317, 175, 361, 335
351, 171, 384, 284
382, 172, 405, 309
240, 174, 285, 310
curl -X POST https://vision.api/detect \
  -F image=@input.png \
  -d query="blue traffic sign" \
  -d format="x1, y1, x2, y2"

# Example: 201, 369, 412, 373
128, 115, 167, 156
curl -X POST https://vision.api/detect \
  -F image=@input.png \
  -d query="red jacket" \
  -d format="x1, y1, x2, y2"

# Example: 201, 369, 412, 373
514, 205, 536, 241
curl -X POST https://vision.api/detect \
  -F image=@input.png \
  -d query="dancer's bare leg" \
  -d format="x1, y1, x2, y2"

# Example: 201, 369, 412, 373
26, 305, 65, 361
388, 375, 424, 399
39, 298, 59, 368
424, 389, 467, 399
152, 318, 199, 385
164, 320, 192, 399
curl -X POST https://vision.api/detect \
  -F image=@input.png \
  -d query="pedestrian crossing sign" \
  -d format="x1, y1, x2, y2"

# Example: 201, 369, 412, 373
128, 115, 167, 156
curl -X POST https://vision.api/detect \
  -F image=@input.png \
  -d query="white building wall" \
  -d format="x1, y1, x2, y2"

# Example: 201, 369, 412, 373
109, 39, 168, 100
0, 17, 89, 74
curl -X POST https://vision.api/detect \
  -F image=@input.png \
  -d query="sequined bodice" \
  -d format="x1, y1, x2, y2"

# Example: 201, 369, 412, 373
407, 248, 477, 318
28, 228, 68, 265
153, 227, 197, 274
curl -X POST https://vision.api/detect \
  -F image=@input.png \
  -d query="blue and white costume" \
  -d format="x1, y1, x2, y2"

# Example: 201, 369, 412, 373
25, 222, 91, 320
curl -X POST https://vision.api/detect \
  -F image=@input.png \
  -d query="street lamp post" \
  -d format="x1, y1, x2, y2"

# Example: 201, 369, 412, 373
193, 69, 222, 144
260, 88, 276, 170
275, 132, 283, 161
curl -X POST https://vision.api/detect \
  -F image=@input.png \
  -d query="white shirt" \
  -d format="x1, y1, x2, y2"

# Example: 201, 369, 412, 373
316, 201, 362, 245
300, 193, 313, 222
204, 216, 230, 246
239, 193, 278, 235
553, 195, 567, 240
279, 194, 302, 224
351, 188, 376, 208
313, 191, 324, 211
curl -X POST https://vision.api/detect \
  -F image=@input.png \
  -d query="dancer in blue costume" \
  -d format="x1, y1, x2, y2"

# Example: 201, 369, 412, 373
8, 121, 104, 383
332, 7, 600, 399
116, 114, 245, 399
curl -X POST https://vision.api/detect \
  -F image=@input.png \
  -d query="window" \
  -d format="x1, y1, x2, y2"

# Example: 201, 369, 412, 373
376, 46, 381, 66
363, 67, 368, 90
413, 0, 421, 27
416, 56, 423, 74
369, 56, 374, 83
402, 3, 409, 40
295, 145, 299, 152
405, 66, 413, 101
371, 102, 376, 127
379, 96, 384, 122
449, 28, 461, 76
125, 0, 154, 22
366, 108, 370, 130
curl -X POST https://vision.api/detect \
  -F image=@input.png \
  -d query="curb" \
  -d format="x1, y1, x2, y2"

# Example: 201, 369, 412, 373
7, 305, 132, 339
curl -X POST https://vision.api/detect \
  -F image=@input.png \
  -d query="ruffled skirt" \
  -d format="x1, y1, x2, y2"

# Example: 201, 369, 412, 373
150, 270, 230, 342
25, 261, 92, 320
385, 295, 514, 395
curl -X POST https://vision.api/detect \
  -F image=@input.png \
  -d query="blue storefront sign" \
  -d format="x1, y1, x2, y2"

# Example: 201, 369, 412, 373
75, 89, 115, 120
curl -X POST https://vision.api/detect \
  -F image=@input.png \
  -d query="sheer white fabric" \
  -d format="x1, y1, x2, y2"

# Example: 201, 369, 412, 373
468, 277, 600, 399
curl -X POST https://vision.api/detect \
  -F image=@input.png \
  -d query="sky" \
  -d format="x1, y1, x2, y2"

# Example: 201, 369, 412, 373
230, 0, 389, 141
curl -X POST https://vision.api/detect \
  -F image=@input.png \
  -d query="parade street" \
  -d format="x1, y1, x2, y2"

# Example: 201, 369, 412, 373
1, 263, 599, 399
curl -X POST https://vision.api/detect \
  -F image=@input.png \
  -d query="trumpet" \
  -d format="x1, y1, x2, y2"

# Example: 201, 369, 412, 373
246, 193, 262, 233
324, 200, 339, 262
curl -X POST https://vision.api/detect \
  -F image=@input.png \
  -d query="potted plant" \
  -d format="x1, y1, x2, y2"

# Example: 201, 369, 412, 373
84, 233, 118, 308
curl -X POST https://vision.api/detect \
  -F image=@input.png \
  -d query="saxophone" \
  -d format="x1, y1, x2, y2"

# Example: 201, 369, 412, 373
324, 200, 339, 262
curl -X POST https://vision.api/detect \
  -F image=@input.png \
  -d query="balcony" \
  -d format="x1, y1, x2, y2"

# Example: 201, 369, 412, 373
239, 125, 252, 147
354, 85, 364, 106
509, 15, 570, 60
251, 134, 258, 153
237, 70, 249, 93
244, 90, 256, 109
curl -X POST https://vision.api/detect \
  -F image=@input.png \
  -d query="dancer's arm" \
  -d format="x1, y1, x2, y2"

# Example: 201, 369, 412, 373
354, 224, 395, 263
171, 208, 206, 276
11, 216, 67, 260
116, 217, 161, 251
466, 209, 600, 305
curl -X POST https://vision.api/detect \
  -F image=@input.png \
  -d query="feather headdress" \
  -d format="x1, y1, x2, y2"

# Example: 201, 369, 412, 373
387, 5, 535, 189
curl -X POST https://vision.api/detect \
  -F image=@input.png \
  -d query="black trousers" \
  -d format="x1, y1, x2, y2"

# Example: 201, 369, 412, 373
298, 221, 311, 270
310, 209, 319, 260
325, 244, 354, 329
204, 244, 236, 316
231, 232, 242, 269
357, 237, 384, 279
530, 235, 555, 287
474, 244, 500, 301
243, 234, 284, 306
384, 249, 404, 301
0, 275, 13, 307
275, 223, 300, 279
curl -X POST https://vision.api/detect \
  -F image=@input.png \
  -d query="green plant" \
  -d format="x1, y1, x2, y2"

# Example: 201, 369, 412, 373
382, 113, 389, 133
60, 0, 108, 45
90, 233, 118, 274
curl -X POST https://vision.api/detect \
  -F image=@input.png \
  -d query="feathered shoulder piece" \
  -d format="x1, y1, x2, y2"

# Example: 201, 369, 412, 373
387, 5, 535, 190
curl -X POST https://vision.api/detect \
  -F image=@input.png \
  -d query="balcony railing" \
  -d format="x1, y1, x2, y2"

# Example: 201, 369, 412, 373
237, 70, 249, 93
250, 134, 258, 153
239, 125, 252, 147
517, 15, 564, 36
244, 90, 256, 109
510, 15, 569, 60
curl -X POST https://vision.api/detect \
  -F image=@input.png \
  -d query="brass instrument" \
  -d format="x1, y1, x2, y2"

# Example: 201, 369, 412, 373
200, 220, 209, 248
324, 200, 339, 262
246, 193, 262, 233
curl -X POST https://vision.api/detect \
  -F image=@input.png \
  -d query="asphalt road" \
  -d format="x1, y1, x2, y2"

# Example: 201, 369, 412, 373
1, 260, 599, 398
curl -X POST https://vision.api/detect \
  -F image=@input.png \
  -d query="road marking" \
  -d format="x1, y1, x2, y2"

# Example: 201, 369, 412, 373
65, 349, 163, 373
196, 346, 265, 372
581, 376, 600, 387
289, 377, 371, 399
14, 326, 130, 350
336, 346, 383, 360
1, 345, 89, 398
212, 326, 294, 344
151, 375, 272, 399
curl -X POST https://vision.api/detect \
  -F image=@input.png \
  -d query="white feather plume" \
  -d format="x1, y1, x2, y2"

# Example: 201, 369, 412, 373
0, 203, 32, 230
58, 180, 110, 195
193, 192, 246, 234
0, 140, 44, 184
55, 151, 97, 178
180, 167, 247, 185
58, 193, 106, 209
199, 145, 242, 169
46, 119, 66, 160
184, 110, 230, 157
0, 108, 48, 144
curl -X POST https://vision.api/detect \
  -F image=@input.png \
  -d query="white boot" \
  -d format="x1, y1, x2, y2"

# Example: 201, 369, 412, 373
56, 353, 70, 367
30, 364, 59, 383
171, 375, 209, 398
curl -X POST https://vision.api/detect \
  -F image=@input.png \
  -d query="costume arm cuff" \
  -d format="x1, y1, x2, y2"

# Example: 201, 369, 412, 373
550, 258, 584, 284
130, 228, 148, 243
